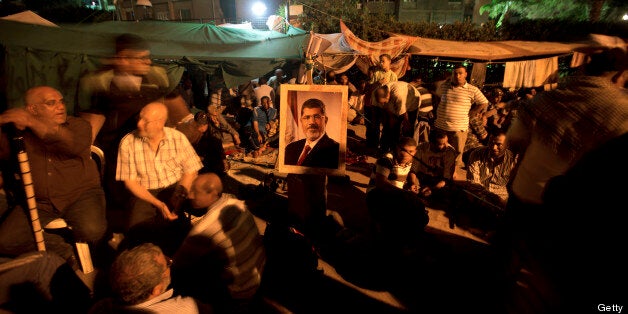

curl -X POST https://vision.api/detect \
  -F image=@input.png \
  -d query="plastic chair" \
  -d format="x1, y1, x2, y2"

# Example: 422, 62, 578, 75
90, 145, 105, 182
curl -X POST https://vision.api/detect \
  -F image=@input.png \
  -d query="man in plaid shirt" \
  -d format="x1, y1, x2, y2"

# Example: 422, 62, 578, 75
116, 102, 202, 230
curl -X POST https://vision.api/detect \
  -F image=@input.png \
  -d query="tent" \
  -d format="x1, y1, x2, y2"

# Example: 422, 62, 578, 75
406, 36, 625, 89
0, 16, 308, 113
307, 21, 621, 89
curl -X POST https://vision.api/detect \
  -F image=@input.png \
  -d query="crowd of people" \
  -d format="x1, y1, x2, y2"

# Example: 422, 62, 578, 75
0, 31, 626, 314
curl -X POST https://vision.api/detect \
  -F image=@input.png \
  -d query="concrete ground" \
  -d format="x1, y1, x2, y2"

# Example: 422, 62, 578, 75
70, 122, 507, 313
221, 123, 507, 313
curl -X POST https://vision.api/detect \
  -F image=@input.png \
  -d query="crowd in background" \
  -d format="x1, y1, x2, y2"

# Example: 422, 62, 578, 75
0, 32, 626, 314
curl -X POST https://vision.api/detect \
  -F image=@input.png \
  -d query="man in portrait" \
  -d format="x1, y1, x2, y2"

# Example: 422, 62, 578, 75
284, 98, 340, 169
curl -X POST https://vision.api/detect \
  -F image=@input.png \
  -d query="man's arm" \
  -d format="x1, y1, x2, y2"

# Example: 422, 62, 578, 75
373, 158, 396, 190
253, 120, 262, 144
469, 102, 488, 118
406, 172, 420, 193
124, 180, 177, 220
217, 114, 241, 145
177, 172, 197, 194
78, 112, 105, 144
0, 109, 90, 156
469, 86, 490, 117
443, 149, 457, 181
466, 150, 482, 184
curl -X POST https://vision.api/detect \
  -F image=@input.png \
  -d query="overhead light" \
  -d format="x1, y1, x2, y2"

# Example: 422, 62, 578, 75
252, 2, 267, 16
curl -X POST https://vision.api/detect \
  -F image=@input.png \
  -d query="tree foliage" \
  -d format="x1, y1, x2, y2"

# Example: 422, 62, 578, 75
480, 0, 628, 23
0, 0, 113, 23
291, 0, 626, 42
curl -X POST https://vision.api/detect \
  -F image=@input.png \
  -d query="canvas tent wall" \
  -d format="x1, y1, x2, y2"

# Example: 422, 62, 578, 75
0, 16, 308, 114
407, 37, 598, 89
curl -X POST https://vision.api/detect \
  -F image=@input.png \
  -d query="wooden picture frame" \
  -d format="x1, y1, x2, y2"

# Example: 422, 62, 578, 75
277, 84, 348, 175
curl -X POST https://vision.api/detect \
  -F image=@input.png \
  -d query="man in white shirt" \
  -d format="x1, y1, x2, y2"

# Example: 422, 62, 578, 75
116, 102, 202, 230
434, 64, 489, 167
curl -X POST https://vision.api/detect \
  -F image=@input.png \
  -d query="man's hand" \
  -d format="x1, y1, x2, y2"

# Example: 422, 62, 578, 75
169, 185, 188, 215
233, 134, 241, 146
409, 184, 420, 194
156, 201, 178, 221
435, 180, 446, 189
420, 186, 432, 197
0, 108, 32, 130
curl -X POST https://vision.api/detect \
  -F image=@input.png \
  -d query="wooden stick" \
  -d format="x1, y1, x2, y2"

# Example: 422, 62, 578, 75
14, 135, 46, 252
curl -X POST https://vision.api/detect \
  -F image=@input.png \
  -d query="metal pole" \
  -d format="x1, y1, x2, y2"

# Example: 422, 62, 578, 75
286, 0, 290, 25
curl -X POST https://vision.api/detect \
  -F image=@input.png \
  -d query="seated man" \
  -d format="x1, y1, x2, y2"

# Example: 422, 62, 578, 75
408, 129, 457, 200
172, 173, 266, 314
207, 104, 241, 149
466, 130, 517, 205
253, 96, 278, 148
90, 243, 207, 313
366, 137, 429, 250
0, 251, 92, 313
191, 112, 229, 177
116, 102, 202, 230
0, 86, 106, 268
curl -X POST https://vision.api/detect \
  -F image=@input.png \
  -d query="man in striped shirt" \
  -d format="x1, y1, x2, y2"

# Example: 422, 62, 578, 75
116, 102, 202, 230
173, 173, 266, 314
434, 64, 489, 167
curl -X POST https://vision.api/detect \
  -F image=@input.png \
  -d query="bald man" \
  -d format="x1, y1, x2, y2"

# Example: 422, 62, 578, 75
116, 102, 202, 230
172, 173, 266, 313
0, 86, 106, 265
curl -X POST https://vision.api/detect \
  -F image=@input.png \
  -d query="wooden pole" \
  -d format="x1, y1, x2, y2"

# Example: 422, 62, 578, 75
13, 135, 46, 252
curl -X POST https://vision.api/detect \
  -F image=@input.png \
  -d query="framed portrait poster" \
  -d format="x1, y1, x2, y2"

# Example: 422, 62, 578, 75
277, 84, 348, 176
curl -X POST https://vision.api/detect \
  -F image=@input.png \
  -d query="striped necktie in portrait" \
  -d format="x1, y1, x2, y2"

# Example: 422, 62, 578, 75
296, 145, 311, 166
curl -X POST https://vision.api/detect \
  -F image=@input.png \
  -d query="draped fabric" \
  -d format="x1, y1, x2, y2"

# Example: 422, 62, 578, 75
340, 20, 417, 79
502, 57, 559, 89
470, 62, 487, 87
305, 21, 417, 78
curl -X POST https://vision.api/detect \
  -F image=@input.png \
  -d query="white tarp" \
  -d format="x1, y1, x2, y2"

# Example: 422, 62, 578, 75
0, 10, 58, 27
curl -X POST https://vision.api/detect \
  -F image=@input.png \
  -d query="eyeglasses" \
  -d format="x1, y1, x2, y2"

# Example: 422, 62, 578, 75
301, 114, 323, 121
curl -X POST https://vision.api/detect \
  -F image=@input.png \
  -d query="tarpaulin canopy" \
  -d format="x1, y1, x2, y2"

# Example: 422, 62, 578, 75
407, 37, 589, 62
305, 20, 416, 79
0, 10, 58, 27
0, 15, 308, 113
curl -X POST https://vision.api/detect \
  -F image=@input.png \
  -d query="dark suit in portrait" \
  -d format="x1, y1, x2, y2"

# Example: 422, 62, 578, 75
284, 133, 340, 169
